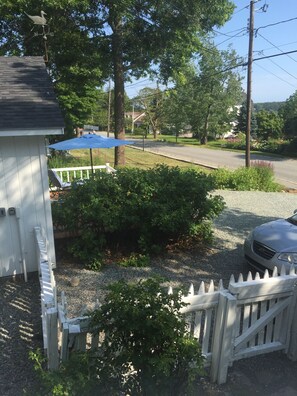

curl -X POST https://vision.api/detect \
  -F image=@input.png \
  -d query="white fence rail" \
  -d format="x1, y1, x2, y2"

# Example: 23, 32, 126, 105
51, 163, 115, 184
34, 226, 59, 370
56, 267, 297, 384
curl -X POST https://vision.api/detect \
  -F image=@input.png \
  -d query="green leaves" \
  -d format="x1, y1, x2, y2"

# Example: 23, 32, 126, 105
89, 278, 204, 394
256, 110, 284, 141
212, 164, 282, 192
279, 90, 297, 139
52, 165, 225, 266
163, 43, 243, 142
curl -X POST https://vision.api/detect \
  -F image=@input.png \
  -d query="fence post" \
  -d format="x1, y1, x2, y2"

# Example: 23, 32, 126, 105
216, 293, 237, 384
210, 291, 236, 384
287, 282, 297, 361
46, 307, 59, 370
60, 322, 70, 362
210, 291, 228, 383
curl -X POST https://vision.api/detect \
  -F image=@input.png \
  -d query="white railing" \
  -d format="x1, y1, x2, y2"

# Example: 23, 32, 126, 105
51, 163, 115, 183
34, 226, 59, 370
56, 267, 297, 384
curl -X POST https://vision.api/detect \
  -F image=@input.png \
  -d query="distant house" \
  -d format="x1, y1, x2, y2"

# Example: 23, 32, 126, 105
0, 56, 64, 278
125, 111, 146, 130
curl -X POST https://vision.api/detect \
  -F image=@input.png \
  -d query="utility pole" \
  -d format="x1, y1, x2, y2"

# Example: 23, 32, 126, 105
131, 104, 135, 134
107, 79, 112, 137
246, 0, 255, 167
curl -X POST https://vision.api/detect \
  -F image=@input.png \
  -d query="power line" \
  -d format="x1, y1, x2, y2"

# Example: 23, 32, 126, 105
216, 28, 248, 47
253, 49, 297, 62
213, 27, 248, 38
132, 48, 297, 99
257, 33, 297, 64
255, 40, 297, 55
254, 62, 297, 88
193, 49, 297, 79
267, 57, 297, 81
125, 78, 152, 89
233, 3, 250, 15
255, 16, 297, 36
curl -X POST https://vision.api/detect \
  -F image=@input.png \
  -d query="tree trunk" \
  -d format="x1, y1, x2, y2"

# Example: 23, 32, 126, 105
200, 104, 212, 145
111, 15, 125, 166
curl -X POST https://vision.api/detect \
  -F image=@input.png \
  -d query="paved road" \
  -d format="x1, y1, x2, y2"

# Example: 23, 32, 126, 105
131, 139, 297, 189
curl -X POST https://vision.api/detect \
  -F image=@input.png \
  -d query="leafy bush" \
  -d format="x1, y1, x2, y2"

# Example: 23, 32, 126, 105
29, 349, 96, 396
119, 253, 150, 267
52, 165, 224, 266
212, 161, 282, 191
221, 135, 297, 158
29, 279, 204, 396
283, 138, 297, 157
221, 132, 246, 150
254, 139, 287, 154
89, 278, 205, 395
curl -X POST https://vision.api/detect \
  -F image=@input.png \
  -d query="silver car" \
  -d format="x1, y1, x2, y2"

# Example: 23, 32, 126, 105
244, 212, 297, 274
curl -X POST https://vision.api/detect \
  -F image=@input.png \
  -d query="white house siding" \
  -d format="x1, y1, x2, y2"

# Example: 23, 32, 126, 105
0, 136, 55, 277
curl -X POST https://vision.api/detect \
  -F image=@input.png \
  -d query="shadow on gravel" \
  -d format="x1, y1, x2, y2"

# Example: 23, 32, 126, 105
214, 207, 280, 245
147, 209, 280, 290
0, 273, 43, 395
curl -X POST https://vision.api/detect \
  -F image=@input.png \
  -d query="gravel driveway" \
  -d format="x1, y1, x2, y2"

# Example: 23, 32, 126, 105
55, 190, 297, 317
1, 190, 297, 395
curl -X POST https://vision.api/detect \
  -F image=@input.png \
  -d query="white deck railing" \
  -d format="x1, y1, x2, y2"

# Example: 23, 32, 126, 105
51, 163, 115, 183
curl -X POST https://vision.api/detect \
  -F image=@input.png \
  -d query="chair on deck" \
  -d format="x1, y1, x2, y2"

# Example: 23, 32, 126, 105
48, 169, 72, 191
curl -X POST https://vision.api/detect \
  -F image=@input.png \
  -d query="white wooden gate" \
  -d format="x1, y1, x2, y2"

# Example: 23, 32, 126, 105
42, 263, 297, 384
211, 269, 297, 384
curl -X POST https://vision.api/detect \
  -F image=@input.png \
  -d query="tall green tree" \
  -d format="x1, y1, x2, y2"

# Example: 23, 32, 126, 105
0, 0, 234, 163
134, 87, 164, 138
236, 101, 258, 137
163, 45, 243, 143
279, 91, 297, 139
255, 110, 284, 141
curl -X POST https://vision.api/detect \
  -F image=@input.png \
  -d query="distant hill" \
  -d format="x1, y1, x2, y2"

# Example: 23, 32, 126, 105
254, 102, 284, 112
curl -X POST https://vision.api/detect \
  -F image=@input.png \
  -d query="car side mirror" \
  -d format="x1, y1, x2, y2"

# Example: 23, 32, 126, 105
294, 209, 297, 214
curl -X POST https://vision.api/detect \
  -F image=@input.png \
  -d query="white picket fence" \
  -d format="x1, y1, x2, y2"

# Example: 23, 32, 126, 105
51, 163, 115, 184
35, 230, 297, 382
56, 267, 297, 384
34, 227, 59, 370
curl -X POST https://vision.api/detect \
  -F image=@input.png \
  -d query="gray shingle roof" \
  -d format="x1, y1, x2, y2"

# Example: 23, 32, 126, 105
0, 56, 64, 131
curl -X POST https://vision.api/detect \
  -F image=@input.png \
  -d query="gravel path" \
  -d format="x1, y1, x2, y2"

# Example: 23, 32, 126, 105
0, 274, 43, 395
1, 190, 297, 395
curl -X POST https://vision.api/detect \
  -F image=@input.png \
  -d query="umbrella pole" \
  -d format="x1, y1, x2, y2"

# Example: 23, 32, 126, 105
90, 148, 94, 174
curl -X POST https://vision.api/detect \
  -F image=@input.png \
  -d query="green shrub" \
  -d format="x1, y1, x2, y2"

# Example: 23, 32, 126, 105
212, 162, 282, 191
29, 279, 204, 395
119, 253, 150, 267
89, 278, 205, 395
222, 132, 246, 150
29, 349, 96, 395
283, 138, 297, 156
52, 165, 225, 265
254, 139, 287, 154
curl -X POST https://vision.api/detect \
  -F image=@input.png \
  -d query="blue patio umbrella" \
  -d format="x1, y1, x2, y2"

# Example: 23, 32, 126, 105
48, 133, 134, 172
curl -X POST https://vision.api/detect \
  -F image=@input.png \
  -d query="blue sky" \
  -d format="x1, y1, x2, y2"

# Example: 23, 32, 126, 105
125, 0, 297, 103
215, 0, 297, 103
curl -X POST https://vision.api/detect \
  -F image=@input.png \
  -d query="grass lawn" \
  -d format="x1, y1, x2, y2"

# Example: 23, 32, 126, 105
48, 146, 206, 171
48, 133, 292, 171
